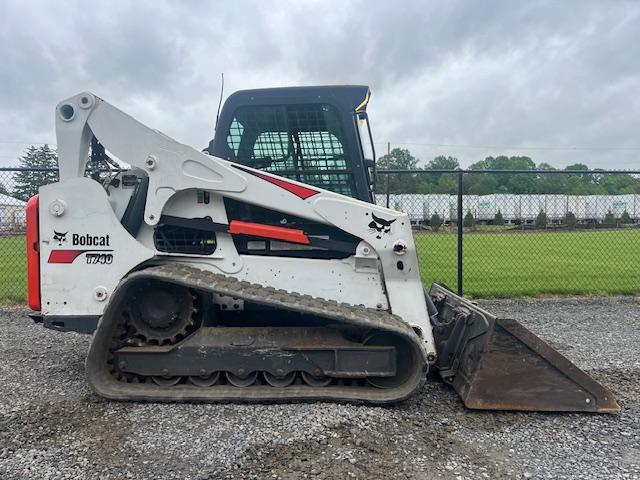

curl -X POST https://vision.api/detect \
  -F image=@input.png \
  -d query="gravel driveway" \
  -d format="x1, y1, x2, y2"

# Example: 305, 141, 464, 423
0, 297, 638, 480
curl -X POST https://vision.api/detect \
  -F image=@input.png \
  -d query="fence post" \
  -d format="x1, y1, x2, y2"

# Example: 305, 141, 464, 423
457, 170, 463, 296
385, 173, 390, 208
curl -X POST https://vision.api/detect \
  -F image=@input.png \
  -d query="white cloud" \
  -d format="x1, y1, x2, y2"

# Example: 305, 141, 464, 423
1, 0, 639, 168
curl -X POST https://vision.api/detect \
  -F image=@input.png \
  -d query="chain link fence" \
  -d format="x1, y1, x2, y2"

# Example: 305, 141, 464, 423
1, 167, 639, 304
0, 169, 33, 303
375, 169, 640, 297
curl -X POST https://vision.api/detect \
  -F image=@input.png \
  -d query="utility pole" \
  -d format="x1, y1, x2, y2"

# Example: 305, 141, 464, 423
385, 142, 391, 208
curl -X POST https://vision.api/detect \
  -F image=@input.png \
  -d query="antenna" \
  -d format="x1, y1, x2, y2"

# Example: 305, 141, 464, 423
214, 72, 225, 131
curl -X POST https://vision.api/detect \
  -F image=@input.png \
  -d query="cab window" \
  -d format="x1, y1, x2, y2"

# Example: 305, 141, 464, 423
226, 104, 355, 197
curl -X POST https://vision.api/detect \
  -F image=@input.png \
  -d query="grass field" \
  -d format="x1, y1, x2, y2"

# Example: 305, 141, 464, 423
0, 236, 27, 304
1, 229, 639, 303
415, 228, 640, 297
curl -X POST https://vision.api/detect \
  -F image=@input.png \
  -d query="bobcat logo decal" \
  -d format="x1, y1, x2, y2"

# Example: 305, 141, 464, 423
53, 230, 68, 245
368, 213, 396, 239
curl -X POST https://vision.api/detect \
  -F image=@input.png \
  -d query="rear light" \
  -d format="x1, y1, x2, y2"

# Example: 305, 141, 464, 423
26, 195, 40, 311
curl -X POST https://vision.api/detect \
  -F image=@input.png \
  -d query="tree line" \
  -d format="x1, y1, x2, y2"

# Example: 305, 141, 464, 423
376, 148, 640, 195
2, 145, 639, 201
4, 145, 58, 201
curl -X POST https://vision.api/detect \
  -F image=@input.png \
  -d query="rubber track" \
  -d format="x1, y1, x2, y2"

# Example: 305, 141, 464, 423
86, 264, 429, 404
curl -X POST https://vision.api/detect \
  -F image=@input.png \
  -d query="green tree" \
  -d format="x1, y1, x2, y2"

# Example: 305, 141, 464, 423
535, 163, 567, 194
565, 163, 589, 171
420, 156, 459, 194
537, 162, 556, 170
564, 211, 577, 229
493, 210, 504, 225
376, 148, 419, 170
463, 210, 474, 228
620, 210, 633, 224
600, 174, 640, 194
12, 145, 58, 200
435, 174, 457, 194
376, 148, 419, 194
466, 155, 536, 194
535, 210, 548, 228
425, 156, 459, 170
430, 213, 442, 232
467, 174, 499, 195
603, 210, 616, 226
563, 163, 601, 195
469, 155, 536, 171
376, 153, 639, 195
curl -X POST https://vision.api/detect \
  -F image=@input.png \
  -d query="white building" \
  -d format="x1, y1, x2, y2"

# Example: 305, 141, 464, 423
0, 193, 27, 233
374, 193, 640, 225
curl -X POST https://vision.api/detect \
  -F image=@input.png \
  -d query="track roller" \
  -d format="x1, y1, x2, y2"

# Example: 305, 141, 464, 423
226, 371, 259, 387
263, 371, 297, 387
189, 372, 221, 387
151, 376, 181, 387
301, 372, 332, 387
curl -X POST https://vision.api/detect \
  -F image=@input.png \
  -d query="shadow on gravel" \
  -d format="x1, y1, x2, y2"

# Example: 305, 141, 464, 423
0, 399, 131, 455
212, 368, 640, 480
200, 417, 510, 480
589, 367, 640, 410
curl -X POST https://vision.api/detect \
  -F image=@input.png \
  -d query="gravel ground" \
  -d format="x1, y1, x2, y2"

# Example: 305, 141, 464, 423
0, 297, 638, 480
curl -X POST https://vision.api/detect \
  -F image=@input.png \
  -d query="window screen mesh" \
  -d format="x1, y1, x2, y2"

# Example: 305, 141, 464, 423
226, 104, 355, 196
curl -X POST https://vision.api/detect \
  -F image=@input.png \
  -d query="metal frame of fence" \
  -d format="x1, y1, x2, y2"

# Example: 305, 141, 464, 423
376, 168, 640, 295
1, 167, 639, 301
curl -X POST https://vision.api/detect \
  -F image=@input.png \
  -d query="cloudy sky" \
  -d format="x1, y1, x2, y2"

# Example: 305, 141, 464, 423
1, 0, 639, 169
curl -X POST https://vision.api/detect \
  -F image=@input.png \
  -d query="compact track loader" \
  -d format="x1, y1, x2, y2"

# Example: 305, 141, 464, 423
26, 86, 619, 412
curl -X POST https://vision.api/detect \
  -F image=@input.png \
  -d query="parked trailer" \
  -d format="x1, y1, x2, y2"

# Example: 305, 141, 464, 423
389, 194, 423, 223
0, 193, 27, 234
421, 194, 452, 223
375, 194, 452, 225
451, 195, 479, 221
374, 193, 640, 225
486, 195, 522, 223
570, 195, 637, 222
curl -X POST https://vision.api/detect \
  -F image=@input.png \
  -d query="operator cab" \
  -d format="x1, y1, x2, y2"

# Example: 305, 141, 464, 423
207, 85, 376, 203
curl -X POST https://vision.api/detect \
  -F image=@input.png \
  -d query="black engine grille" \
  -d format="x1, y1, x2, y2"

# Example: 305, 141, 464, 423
154, 224, 217, 255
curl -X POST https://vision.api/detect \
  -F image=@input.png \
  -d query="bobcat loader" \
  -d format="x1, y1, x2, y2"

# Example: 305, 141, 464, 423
26, 86, 619, 412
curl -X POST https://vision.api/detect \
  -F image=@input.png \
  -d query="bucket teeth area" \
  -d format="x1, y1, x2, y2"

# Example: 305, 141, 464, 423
429, 284, 620, 414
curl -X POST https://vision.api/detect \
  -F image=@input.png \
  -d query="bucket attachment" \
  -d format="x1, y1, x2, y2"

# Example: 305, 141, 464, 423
428, 284, 620, 413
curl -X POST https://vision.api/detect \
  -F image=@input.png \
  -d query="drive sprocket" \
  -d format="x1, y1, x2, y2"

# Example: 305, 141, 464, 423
127, 281, 194, 344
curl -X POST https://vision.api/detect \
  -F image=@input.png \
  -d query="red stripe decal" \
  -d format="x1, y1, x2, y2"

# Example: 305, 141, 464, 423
234, 165, 319, 200
26, 195, 40, 311
228, 220, 310, 244
48, 250, 87, 264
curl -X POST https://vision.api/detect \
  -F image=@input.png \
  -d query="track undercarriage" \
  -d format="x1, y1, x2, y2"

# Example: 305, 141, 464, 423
87, 264, 428, 403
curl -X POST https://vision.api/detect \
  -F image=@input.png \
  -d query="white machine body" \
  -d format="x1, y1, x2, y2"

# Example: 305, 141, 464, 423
36, 92, 436, 358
